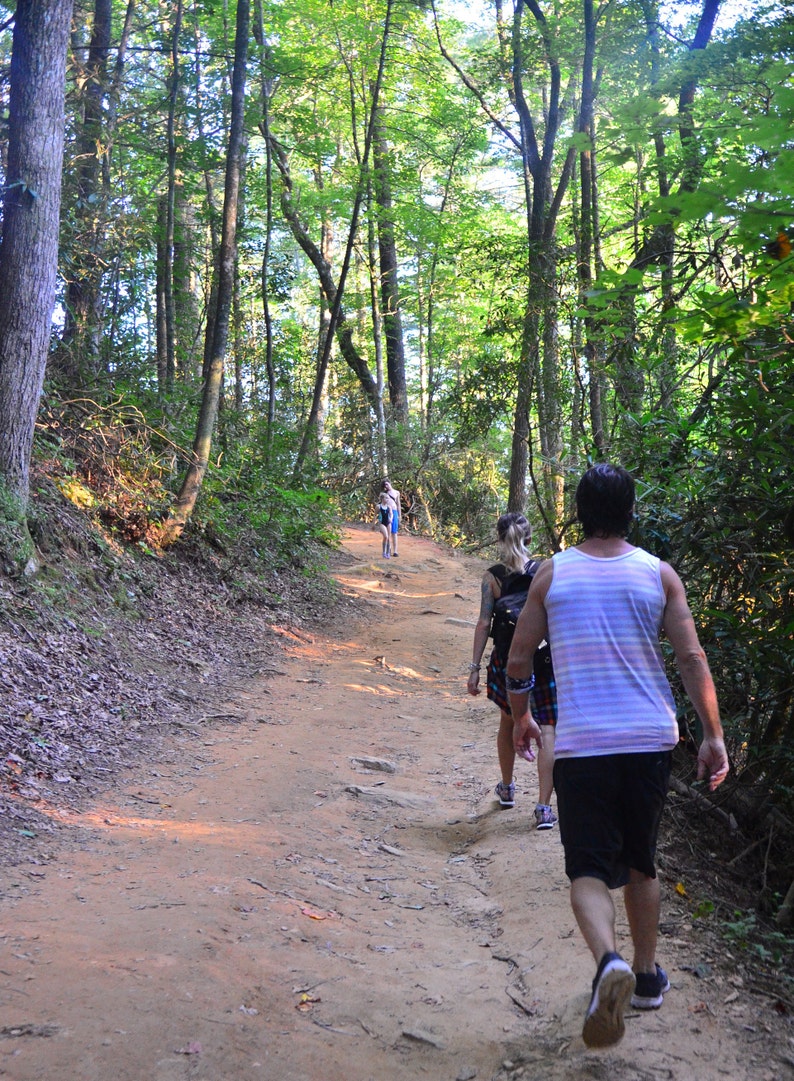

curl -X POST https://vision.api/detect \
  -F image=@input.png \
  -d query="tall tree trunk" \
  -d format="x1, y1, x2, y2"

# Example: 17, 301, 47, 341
160, 0, 249, 547
270, 137, 380, 421
155, 194, 169, 389
57, 0, 112, 385
161, 0, 184, 393
172, 185, 203, 379
0, 0, 73, 573
614, 0, 721, 423
294, 216, 336, 470
254, 10, 277, 450
372, 105, 408, 425
270, 6, 396, 479
366, 180, 388, 471
574, 0, 607, 456
506, 0, 574, 519
192, 5, 221, 384
55, 0, 134, 388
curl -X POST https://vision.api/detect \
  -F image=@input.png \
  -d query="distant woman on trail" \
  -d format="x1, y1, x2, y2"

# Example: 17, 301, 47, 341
466, 512, 557, 828
375, 494, 393, 558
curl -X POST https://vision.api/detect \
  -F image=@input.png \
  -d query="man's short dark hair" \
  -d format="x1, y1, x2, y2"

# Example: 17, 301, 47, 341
576, 463, 635, 538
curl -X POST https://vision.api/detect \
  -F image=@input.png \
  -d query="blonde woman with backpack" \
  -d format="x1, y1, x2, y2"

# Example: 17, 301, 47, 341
466, 512, 557, 827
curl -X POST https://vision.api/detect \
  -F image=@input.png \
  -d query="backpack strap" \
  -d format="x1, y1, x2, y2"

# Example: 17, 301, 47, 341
489, 559, 538, 595
488, 563, 509, 589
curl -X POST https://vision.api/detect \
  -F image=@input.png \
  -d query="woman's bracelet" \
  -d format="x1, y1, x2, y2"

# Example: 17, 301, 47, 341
469, 663, 481, 671
505, 674, 534, 693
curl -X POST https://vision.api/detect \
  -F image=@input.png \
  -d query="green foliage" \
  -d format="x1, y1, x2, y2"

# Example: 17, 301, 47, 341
0, 480, 36, 577
724, 910, 793, 972
692, 898, 715, 920
620, 345, 794, 824
195, 418, 342, 565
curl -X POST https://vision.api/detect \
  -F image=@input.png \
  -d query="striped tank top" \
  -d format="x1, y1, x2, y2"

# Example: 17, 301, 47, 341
546, 546, 678, 758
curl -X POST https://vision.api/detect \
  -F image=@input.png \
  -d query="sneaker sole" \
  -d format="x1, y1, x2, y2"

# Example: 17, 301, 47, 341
582, 968, 636, 1048
498, 800, 515, 808
630, 992, 664, 1009
536, 820, 556, 830
631, 974, 670, 1010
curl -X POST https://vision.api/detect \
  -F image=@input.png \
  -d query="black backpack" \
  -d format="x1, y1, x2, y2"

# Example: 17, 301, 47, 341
490, 560, 539, 657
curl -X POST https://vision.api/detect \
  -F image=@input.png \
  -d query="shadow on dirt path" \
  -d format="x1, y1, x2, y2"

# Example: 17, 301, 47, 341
0, 525, 790, 1080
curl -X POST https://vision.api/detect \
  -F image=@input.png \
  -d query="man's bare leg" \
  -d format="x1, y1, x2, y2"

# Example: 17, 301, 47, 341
570, 876, 617, 962
624, 869, 660, 974
573, 875, 635, 1048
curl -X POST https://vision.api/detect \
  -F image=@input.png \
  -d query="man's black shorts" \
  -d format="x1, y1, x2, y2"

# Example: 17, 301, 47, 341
553, 751, 672, 889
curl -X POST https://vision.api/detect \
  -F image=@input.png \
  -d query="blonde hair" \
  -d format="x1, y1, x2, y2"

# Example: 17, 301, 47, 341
496, 512, 532, 573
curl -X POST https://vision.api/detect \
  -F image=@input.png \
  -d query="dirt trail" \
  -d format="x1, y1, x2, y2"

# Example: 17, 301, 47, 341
1, 525, 790, 1081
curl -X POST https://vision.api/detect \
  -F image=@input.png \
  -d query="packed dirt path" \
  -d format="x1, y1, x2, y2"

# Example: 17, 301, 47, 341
1, 524, 791, 1081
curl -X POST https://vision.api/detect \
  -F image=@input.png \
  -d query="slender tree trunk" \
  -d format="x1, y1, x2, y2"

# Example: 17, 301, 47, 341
0, 0, 73, 573
232, 144, 248, 412
192, 7, 221, 384
506, 0, 573, 518
56, 0, 134, 387
270, 138, 380, 419
372, 105, 408, 425
275, 0, 395, 481
574, 0, 607, 456
295, 214, 336, 469
56, 0, 112, 385
162, 0, 184, 393
425, 139, 462, 433
160, 0, 249, 547
255, 11, 277, 448
155, 195, 169, 389
366, 180, 388, 470
614, 0, 721, 425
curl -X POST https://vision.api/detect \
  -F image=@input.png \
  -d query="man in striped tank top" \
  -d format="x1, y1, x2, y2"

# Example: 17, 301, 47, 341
506, 463, 728, 1050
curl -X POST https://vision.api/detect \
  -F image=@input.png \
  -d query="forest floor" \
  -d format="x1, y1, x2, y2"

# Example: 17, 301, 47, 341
1, 522, 793, 1081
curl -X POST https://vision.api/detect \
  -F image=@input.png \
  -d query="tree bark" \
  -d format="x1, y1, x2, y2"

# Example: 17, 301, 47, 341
255, 11, 277, 449
160, 0, 249, 547
506, 0, 573, 518
366, 179, 389, 471
162, 0, 184, 393
0, 0, 73, 573
372, 105, 408, 425
57, 0, 112, 385
268, 138, 381, 418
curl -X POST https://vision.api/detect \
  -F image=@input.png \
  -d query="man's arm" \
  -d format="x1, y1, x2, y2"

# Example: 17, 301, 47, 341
661, 562, 729, 791
506, 561, 552, 756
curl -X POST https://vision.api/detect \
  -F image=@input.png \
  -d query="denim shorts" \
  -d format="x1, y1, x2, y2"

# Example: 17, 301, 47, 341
553, 751, 672, 888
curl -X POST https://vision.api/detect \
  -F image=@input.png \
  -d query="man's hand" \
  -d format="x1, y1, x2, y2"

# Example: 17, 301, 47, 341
513, 712, 543, 762
697, 736, 729, 791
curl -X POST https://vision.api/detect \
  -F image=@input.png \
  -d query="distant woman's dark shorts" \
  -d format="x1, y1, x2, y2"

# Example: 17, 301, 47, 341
553, 751, 673, 889
486, 646, 557, 726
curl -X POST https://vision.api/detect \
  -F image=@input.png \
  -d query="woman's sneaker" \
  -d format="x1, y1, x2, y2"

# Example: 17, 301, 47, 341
534, 804, 557, 830
631, 964, 670, 1009
495, 781, 515, 808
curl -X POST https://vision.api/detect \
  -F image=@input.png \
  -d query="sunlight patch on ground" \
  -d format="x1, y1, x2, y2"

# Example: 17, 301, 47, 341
10, 795, 284, 849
